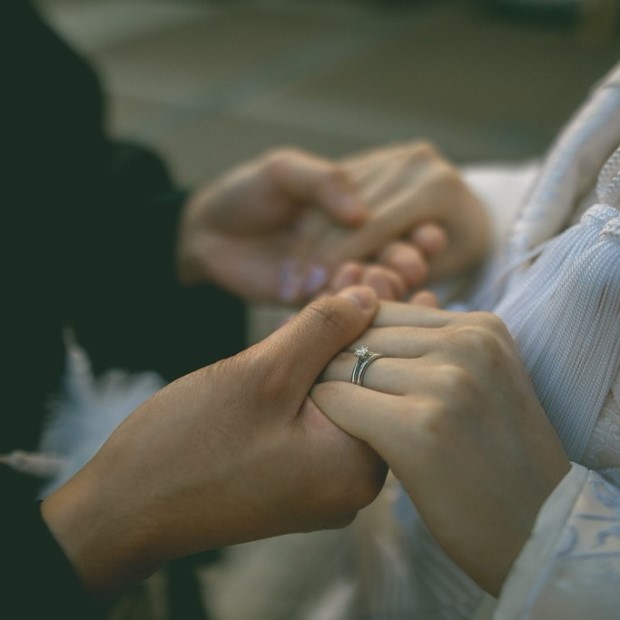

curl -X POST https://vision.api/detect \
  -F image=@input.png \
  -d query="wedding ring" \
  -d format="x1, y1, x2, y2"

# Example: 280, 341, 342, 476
351, 345, 384, 387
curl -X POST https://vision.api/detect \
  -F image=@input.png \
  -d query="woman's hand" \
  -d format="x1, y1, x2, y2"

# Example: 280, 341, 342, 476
292, 142, 490, 295
313, 303, 570, 595
41, 287, 387, 598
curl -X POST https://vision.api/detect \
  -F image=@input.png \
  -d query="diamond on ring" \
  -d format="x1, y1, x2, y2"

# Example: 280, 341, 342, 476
354, 345, 369, 359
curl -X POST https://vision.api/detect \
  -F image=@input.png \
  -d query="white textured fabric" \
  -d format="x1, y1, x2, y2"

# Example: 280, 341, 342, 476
494, 465, 620, 620
473, 64, 620, 310
494, 204, 620, 460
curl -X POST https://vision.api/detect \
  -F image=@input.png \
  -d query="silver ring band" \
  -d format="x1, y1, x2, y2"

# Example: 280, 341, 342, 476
351, 345, 384, 386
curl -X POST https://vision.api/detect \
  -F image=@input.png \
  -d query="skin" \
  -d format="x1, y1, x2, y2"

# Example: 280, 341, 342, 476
177, 148, 369, 302
314, 302, 571, 596
41, 142, 489, 600
41, 287, 387, 599
176, 145, 480, 304
290, 142, 490, 295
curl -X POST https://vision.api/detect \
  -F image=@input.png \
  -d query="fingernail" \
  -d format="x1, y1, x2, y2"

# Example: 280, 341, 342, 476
302, 265, 328, 296
338, 285, 376, 310
279, 259, 303, 302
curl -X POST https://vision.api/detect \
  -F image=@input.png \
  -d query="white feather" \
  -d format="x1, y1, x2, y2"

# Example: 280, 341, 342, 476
37, 330, 165, 497
0, 450, 66, 478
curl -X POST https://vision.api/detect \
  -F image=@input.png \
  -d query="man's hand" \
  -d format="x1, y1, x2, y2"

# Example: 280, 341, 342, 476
41, 287, 387, 598
303, 142, 491, 289
176, 148, 369, 302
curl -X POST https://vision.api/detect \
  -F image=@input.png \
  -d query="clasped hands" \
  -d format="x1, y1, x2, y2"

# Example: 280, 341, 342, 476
314, 302, 571, 596
176, 142, 489, 303
179, 141, 569, 595
42, 142, 569, 601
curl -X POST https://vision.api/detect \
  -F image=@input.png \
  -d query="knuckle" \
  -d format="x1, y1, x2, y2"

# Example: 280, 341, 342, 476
473, 311, 511, 338
452, 319, 508, 370
409, 141, 440, 162
261, 147, 301, 176
453, 323, 497, 351
467, 312, 511, 344
428, 163, 462, 191
436, 363, 473, 393
262, 146, 299, 165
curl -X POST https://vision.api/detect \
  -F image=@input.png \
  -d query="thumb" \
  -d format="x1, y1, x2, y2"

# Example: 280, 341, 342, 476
268, 150, 368, 226
264, 286, 378, 392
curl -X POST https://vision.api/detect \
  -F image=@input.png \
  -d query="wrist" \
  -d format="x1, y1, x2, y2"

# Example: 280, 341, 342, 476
41, 468, 163, 599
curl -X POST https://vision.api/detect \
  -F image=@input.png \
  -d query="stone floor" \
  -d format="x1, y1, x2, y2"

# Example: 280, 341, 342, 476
32, 0, 620, 616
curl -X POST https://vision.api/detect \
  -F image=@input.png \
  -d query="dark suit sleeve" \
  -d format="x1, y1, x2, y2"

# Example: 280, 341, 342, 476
7, 0, 246, 386
3, 500, 107, 619
71, 141, 248, 381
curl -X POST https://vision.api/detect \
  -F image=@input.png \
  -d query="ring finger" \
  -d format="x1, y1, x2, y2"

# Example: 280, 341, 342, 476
320, 351, 429, 396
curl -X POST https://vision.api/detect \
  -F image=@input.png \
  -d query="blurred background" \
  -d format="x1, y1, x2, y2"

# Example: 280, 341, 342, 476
31, 1, 620, 618
36, 0, 620, 187
34, 0, 620, 342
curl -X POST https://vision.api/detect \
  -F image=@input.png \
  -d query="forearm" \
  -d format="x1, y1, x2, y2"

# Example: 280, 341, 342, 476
40, 464, 164, 599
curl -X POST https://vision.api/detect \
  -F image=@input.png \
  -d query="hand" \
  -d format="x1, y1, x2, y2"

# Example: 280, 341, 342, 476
320, 261, 441, 305
313, 303, 570, 595
176, 148, 369, 303
300, 142, 490, 289
41, 287, 387, 598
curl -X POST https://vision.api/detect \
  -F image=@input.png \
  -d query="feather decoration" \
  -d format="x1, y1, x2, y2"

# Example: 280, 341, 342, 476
35, 330, 165, 497
0, 450, 66, 478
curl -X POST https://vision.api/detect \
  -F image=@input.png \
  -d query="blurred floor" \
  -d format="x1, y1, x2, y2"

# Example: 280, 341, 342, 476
32, 0, 620, 616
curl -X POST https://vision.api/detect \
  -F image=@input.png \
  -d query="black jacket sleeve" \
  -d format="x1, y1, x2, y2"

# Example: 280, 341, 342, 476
3, 499, 106, 619
6, 0, 246, 394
